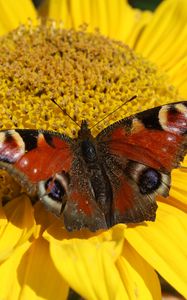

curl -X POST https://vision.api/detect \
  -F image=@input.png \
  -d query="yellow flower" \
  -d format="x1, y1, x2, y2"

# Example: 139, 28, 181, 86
0, 0, 187, 299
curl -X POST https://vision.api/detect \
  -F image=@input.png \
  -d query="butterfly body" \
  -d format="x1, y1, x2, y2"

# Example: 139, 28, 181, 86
0, 102, 186, 231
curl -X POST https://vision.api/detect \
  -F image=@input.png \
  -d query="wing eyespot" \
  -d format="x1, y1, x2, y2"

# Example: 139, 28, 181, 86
38, 172, 70, 216
138, 168, 161, 194
45, 177, 65, 201
126, 162, 170, 197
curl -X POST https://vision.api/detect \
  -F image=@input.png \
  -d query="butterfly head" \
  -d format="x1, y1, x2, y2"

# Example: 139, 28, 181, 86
78, 120, 92, 139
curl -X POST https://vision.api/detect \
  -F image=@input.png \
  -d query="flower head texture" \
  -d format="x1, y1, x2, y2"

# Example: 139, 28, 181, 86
0, 1, 187, 299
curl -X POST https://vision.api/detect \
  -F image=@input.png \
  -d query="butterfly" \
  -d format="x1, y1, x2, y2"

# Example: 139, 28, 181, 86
0, 101, 186, 231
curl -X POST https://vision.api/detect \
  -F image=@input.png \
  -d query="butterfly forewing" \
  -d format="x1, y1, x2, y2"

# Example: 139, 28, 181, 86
0, 130, 73, 181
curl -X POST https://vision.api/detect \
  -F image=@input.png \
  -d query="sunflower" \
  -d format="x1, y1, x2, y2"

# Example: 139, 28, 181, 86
0, 0, 186, 299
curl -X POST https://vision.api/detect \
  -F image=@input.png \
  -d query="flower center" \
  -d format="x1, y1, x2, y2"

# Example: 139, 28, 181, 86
0, 23, 178, 138
0, 22, 179, 200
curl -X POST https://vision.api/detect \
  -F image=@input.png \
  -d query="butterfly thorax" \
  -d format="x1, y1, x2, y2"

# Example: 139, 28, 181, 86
77, 120, 97, 163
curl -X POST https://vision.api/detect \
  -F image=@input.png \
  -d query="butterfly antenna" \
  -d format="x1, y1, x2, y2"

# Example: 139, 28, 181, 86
90, 95, 137, 129
51, 98, 81, 128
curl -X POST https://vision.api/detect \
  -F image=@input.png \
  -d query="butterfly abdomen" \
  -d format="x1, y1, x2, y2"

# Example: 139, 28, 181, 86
89, 166, 113, 227
79, 138, 114, 226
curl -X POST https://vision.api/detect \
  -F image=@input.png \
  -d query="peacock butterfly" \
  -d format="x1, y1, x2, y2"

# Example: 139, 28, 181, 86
0, 101, 186, 231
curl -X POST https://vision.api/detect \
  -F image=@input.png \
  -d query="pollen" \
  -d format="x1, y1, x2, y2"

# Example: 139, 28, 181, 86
0, 22, 179, 139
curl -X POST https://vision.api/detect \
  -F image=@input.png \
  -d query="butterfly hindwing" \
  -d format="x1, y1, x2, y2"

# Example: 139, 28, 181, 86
38, 169, 107, 231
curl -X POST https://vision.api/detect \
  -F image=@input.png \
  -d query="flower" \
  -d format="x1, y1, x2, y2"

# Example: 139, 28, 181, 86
0, 0, 187, 299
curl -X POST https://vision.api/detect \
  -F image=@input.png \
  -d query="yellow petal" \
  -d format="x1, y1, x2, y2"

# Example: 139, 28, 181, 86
125, 202, 187, 299
0, 241, 31, 299
156, 25, 187, 72
43, 216, 127, 242
33, 201, 59, 239
0, 0, 37, 35
170, 169, 187, 207
106, 0, 144, 41
135, 0, 187, 69
0, 233, 68, 299
167, 56, 187, 98
158, 159, 187, 213
158, 156, 187, 213
39, 0, 72, 28
44, 225, 128, 299
126, 11, 153, 49
0, 195, 35, 262
50, 240, 127, 299
0, 204, 7, 228
117, 241, 161, 300
16, 237, 69, 300
40, 0, 148, 41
